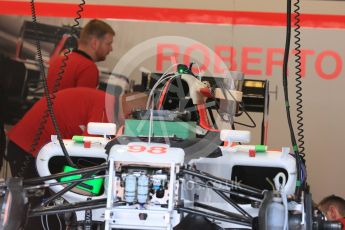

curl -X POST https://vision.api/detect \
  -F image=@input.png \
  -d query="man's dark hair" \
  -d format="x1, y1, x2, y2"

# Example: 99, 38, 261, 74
319, 195, 345, 217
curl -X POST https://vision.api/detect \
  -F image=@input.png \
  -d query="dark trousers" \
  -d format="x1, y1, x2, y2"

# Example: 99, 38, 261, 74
6, 141, 65, 230
7, 140, 37, 178
0, 122, 6, 171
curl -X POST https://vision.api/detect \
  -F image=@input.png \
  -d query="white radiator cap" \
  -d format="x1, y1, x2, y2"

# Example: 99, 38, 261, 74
220, 129, 251, 143
87, 122, 116, 136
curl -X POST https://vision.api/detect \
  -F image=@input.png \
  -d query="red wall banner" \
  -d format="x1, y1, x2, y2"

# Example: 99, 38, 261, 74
1, 1, 345, 29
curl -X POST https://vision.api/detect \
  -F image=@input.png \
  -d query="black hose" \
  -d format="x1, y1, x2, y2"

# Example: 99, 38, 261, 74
30, 0, 83, 168
282, 0, 302, 197
293, 0, 306, 160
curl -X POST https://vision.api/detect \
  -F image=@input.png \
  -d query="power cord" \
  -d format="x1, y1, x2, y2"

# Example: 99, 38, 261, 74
16, 0, 53, 177
283, 0, 303, 198
27, 0, 86, 171
293, 0, 306, 159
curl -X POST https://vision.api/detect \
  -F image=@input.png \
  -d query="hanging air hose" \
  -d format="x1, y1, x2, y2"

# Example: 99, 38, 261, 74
283, 0, 305, 198
28, 0, 86, 169
293, 0, 306, 160
51, 0, 85, 96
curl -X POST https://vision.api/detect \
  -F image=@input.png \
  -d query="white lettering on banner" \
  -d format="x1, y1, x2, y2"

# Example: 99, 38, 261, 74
156, 43, 343, 80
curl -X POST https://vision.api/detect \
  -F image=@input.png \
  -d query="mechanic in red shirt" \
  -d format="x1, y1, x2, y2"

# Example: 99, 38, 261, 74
47, 19, 115, 93
7, 87, 117, 178
319, 195, 345, 229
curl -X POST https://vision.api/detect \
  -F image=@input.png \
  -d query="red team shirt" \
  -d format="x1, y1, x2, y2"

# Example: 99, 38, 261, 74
339, 218, 345, 230
47, 50, 99, 93
8, 88, 115, 157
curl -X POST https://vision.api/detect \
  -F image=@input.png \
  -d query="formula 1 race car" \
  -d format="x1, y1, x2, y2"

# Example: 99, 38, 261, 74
0, 66, 342, 230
